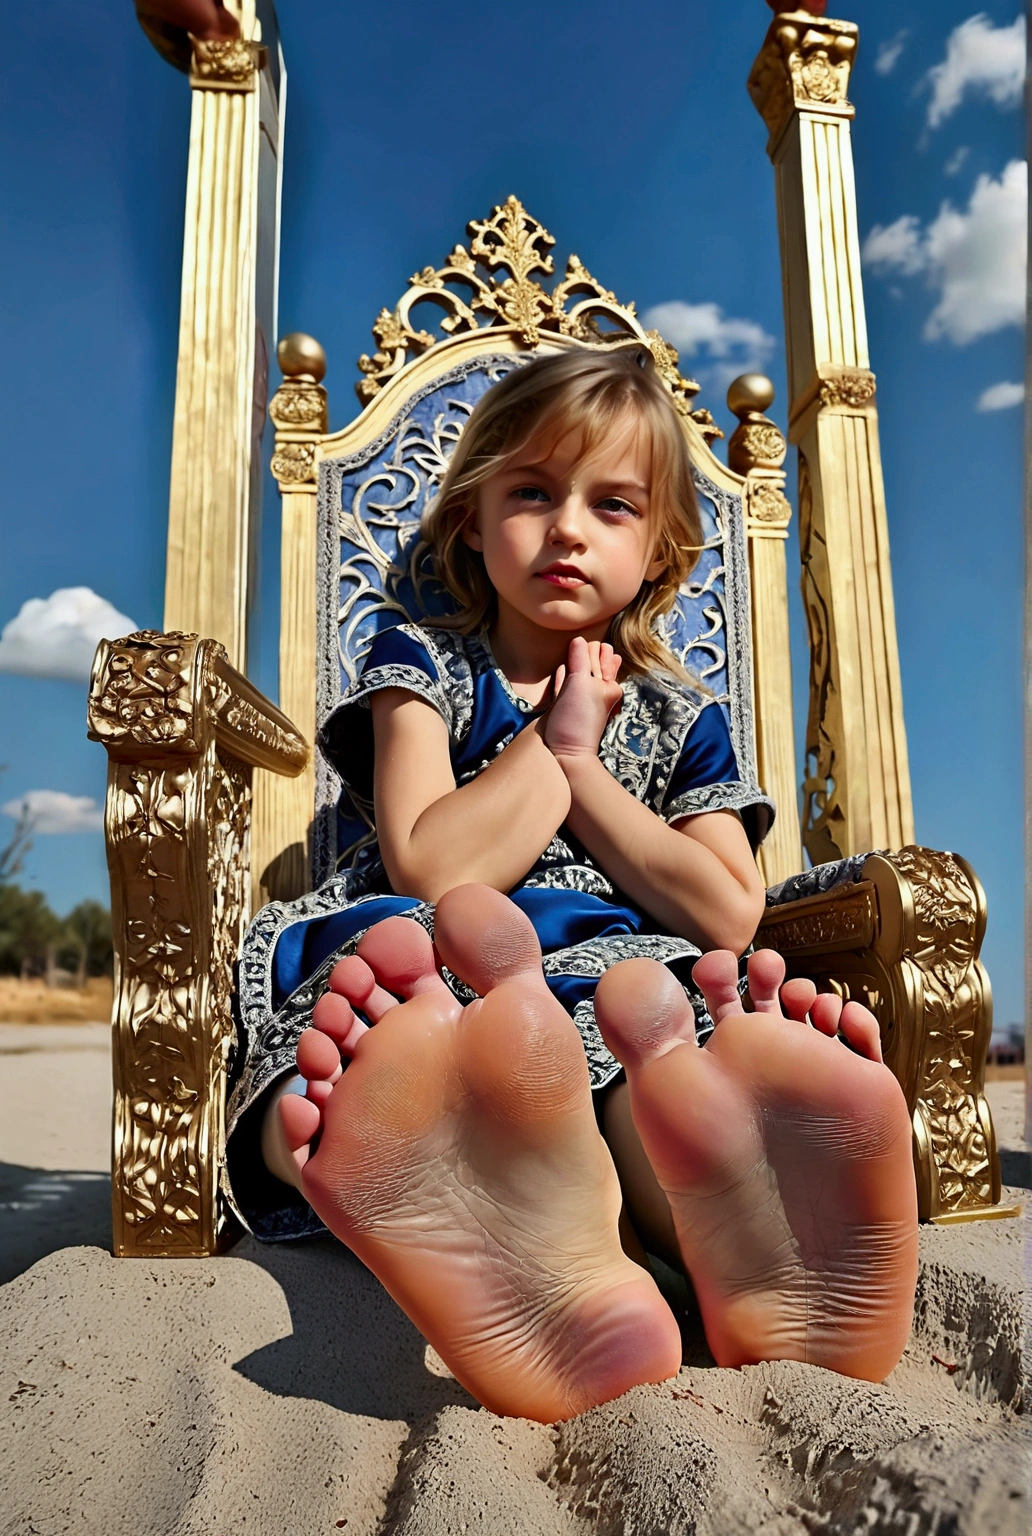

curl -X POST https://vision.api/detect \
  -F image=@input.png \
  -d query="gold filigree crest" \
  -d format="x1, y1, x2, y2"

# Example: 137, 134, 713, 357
354, 195, 721, 442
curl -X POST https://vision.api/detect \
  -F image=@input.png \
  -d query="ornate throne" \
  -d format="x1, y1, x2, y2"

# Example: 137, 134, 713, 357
89, 4, 1014, 1259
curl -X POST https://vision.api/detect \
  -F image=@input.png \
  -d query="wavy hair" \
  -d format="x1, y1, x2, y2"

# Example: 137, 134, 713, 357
419, 346, 704, 680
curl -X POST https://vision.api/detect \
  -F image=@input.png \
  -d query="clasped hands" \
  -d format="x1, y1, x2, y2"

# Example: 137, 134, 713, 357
543, 636, 623, 764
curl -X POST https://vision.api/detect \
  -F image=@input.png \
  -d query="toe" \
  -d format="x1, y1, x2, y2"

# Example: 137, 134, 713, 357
595, 958, 697, 1071
839, 1001, 884, 1062
691, 950, 745, 1026
329, 954, 398, 1022
434, 884, 544, 995
311, 990, 367, 1054
357, 916, 448, 1001
810, 992, 844, 1038
745, 949, 787, 1014
297, 1026, 343, 1083
779, 977, 817, 1023
279, 1092, 322, 1166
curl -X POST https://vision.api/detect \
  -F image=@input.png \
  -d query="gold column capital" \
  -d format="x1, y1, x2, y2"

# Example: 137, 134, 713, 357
748, 10, 858, 149
188, 34, 266, 92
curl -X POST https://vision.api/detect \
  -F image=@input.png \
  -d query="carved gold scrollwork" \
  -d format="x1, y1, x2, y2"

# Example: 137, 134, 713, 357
731, 421, 788, 473
89, 631, 309, 1256
797, 453, 846, 864
270, 441, 317, 485
269, 382, 328, 432
188, 35, 266, 90
748, 482, 793, 530
819, 369, 877, 409
88, 630, 202, 754
353, 195, 702, 420
748, 13, 858, 142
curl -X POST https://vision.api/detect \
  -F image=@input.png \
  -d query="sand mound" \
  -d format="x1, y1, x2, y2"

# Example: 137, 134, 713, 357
1, 1215, 1027, 1535
1, 1029, 1028, 1533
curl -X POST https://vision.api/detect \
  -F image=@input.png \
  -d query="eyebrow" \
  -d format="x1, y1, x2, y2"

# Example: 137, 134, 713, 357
505, 465, 650, 496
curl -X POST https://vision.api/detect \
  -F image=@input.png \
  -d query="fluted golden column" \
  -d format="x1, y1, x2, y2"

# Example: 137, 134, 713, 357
162, 2, 285, 673
749, 7, 914, 862
250, 333, 327, 907
728, 374, 803, 885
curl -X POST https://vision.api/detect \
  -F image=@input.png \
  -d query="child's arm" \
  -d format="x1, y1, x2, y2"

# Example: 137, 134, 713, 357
371, 689, 572, 901
546, 639, 765, 954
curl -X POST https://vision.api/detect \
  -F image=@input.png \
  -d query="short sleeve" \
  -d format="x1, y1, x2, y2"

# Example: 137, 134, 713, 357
317, 625, 452, 796
660, 702, 776, 851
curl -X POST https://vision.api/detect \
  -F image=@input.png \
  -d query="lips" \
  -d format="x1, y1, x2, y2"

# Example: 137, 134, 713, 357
537, 563, 588, 587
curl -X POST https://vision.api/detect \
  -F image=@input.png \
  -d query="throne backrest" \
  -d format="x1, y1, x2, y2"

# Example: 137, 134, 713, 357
312, 199, 757, 883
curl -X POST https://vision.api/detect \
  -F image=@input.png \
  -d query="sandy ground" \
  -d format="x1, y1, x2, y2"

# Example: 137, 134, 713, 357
1, 1022, 1028, 1534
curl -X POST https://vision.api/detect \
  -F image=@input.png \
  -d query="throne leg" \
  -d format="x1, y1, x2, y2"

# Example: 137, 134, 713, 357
89, 630, 308, 1256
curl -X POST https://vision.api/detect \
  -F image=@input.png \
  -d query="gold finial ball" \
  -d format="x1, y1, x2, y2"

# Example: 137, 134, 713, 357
727, 373, 775, 420
277, 332, 327, 383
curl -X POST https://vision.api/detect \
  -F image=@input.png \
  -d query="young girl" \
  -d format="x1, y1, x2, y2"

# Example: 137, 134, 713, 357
226, 348, 918, 1423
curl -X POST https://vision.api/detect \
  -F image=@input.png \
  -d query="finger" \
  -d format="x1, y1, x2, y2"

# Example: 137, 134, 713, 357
745, 948, 786, 1013
600, 645, 619, 684
839, 1001, 883, 1062
587, 640, 602, 676
567, 635, 589, 673
809, 992, 844, 1038
553, 664, 566, 697
691, 950, 745, 1026
779, 977, 817, 1023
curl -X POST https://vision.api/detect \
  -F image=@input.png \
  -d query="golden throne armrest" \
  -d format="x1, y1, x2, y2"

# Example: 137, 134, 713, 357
758, 847, 1016, 1224
87, 630, 309, 1258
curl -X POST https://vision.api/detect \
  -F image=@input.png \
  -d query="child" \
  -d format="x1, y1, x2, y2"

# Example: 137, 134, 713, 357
227, 348, 918, 1423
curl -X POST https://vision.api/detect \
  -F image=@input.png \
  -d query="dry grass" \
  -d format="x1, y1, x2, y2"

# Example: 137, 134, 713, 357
985, 1063, 1025, 1083
0, 976, 113, 1024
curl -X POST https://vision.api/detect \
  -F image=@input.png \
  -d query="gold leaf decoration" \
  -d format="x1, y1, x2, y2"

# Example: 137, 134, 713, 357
353, 196, 701, 417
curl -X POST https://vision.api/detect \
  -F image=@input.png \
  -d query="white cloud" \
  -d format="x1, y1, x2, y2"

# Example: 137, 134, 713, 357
862, 160, 1026, 345
976, 379, 1024, 411
1, 790, 104, 834
875, 30, 908, 76
641, 301, 777, 393
926, 13, 1025, 128
862, 214, 925, 276
944, 145, 970, 176
0, 588, 138, 683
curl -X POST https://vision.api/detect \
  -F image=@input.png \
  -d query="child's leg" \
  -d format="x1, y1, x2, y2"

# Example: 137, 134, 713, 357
594, 950, 918, 1382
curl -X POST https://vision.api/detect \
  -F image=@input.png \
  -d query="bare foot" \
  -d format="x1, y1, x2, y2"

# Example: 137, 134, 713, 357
594, 949, 918, 1382
281, 886, 682, 1422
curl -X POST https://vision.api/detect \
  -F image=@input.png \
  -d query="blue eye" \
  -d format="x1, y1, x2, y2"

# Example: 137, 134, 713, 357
514, 485, 549, 502
597, 498, 638, 517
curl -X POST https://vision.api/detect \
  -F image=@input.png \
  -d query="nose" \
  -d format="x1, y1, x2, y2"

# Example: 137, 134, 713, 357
547, 491, 588, 549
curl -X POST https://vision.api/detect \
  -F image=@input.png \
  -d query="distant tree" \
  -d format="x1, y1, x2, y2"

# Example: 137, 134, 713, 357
0, 771, 36, 887
59, 900, 113, 984
0, 884, 61, 978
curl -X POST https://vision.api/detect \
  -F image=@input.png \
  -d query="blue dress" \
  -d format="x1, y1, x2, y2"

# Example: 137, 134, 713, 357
226, 624, 774, 1240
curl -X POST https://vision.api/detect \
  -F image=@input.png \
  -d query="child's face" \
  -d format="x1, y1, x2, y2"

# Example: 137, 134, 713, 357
464, 418, 665, 640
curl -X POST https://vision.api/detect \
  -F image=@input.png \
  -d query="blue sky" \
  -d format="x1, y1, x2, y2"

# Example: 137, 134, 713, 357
0, 1, 1025, 1026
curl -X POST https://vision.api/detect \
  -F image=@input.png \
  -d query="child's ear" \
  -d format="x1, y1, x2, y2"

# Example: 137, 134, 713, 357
461, 506, 484, 552
645, 555, 665, 583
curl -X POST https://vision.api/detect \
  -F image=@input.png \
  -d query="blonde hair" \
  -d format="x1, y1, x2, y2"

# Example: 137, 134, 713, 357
419, 347, 704, 680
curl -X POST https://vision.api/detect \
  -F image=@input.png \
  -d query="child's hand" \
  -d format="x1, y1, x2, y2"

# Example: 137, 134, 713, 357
545, 637, 623, 762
